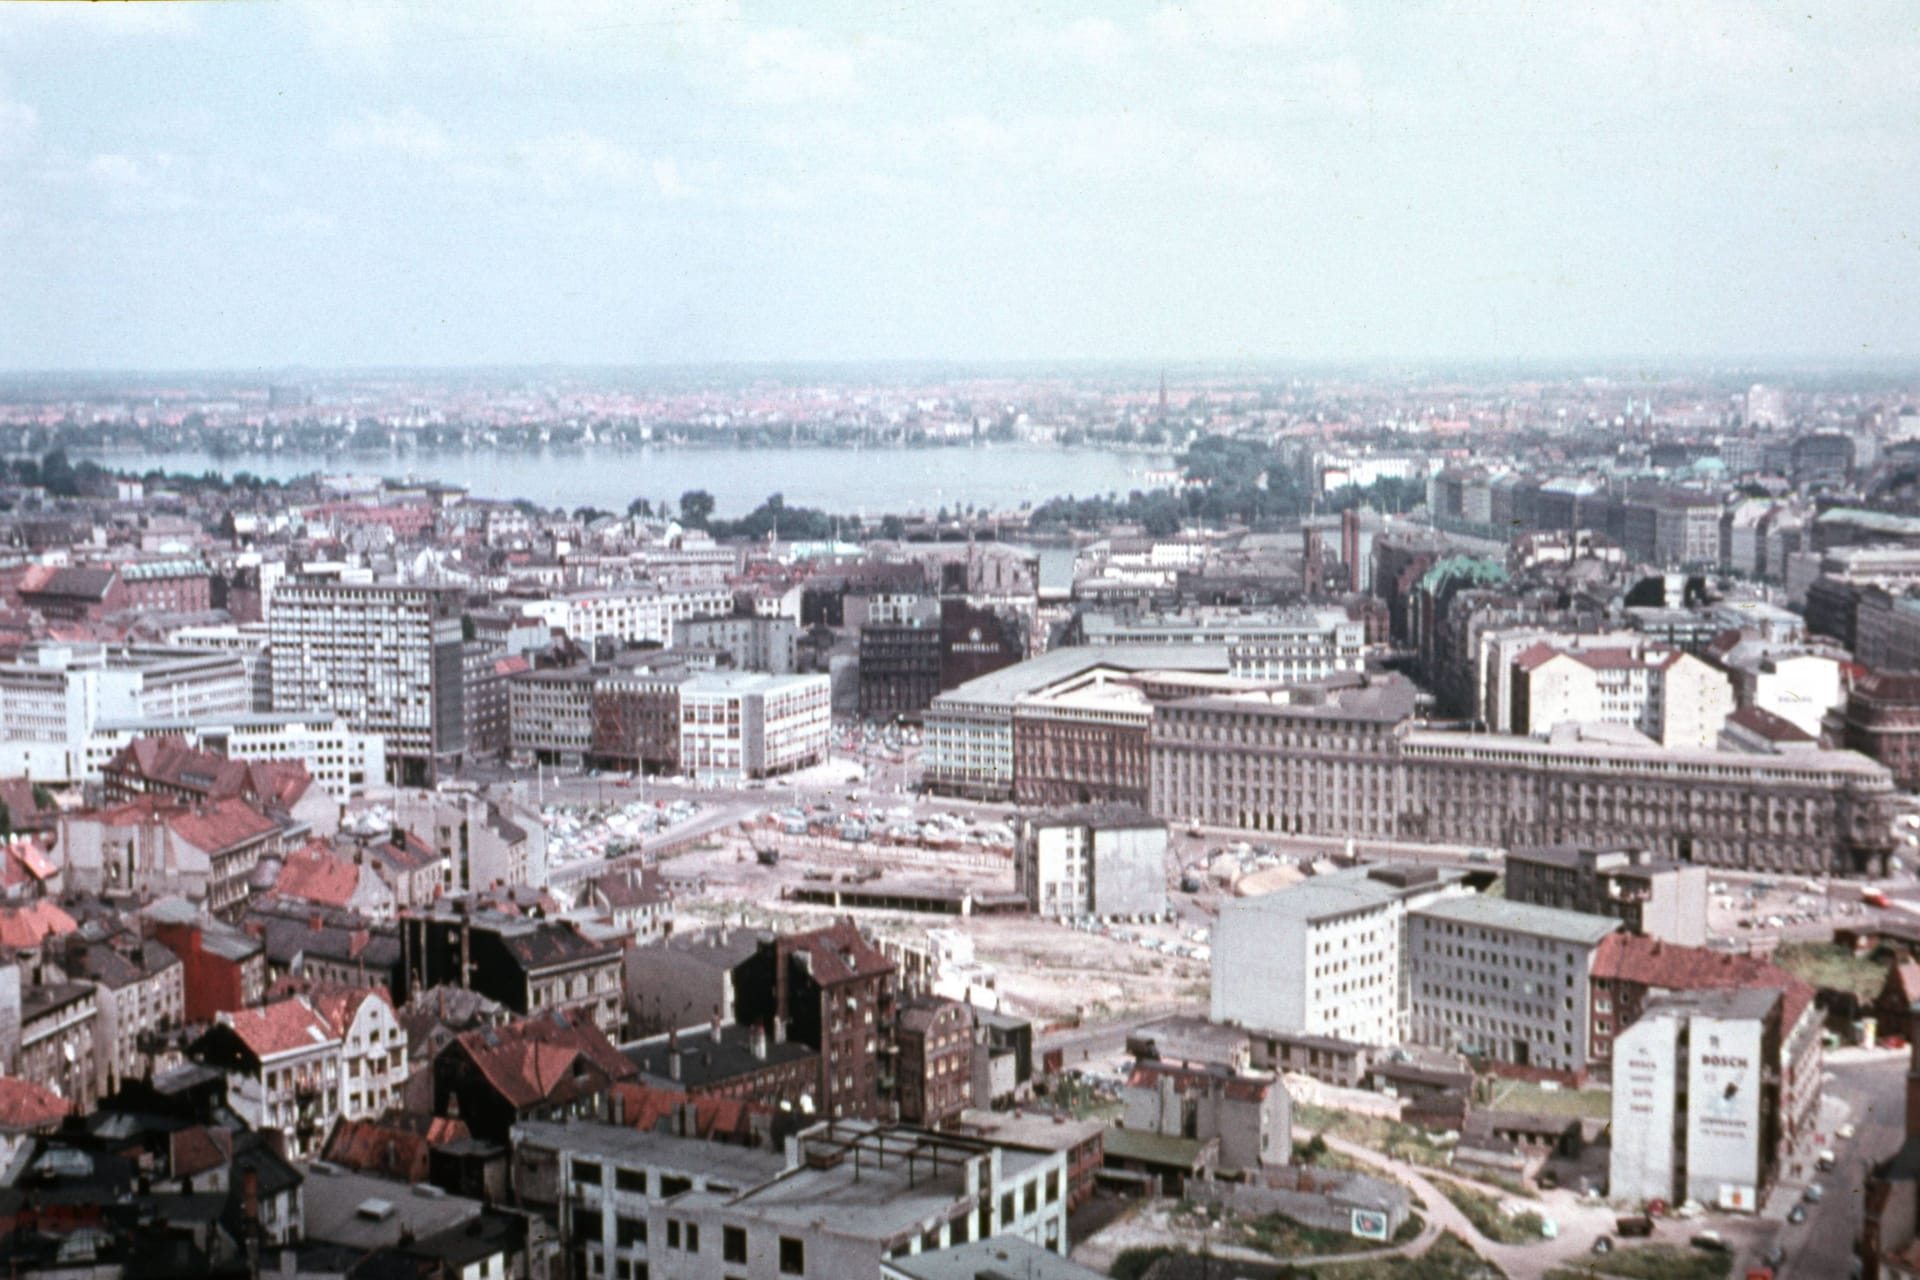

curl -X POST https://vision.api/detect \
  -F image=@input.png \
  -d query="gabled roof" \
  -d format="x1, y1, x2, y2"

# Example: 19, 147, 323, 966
449, 1010, 636, 1109
21, 566, 119, 601
781, 918, 895, 986
0, 899, 79, 949
217, 995, 339, 1060
0, 1074, 69, 1131
1592, 933, 1815, 1034
274, 844, 367, 908
170, 797, 281, 854
323, 1118, 433, 1182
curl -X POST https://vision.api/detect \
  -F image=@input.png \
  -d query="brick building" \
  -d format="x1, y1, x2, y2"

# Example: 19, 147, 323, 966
731, 920, 898, 1121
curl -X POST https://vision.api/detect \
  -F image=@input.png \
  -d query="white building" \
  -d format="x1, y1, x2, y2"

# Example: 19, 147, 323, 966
1074, 608, 1365, 686
1405, 896, 1621, 1075
0, 644, 251, 781
1610, 987, 1781, 1213
1016, 805, 1168, 920
679, 672, 830, 781
166, 622, 274, 711
199, 995, 344, 1160
1211, 865, 1469, 1047
1509, 642, 1735, 748
84, 712, 385, 802
528, 584, 734, 650
387, 788, 549, 894
269, 574, 467, 786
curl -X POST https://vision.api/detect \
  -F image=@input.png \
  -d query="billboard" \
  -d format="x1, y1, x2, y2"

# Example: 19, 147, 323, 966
1686, 1013, 1765, 1207
1351, 1208, 1390, 1241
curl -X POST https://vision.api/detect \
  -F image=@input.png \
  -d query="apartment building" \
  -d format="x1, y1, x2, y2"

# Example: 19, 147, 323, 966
1015, 805, 1167, 920
193, 995, 344, 1160
732, 921, 898, 1122
399, 901, 625, 1039
1503, 845, 1709, 947
0, 643, 251, 780
390, 788, 548, 894
270, 575, 467, 785
1508, 642, 1735, 748
1405, 896, 1621, 1077
679, 672, 830, 781
539, 583, 734, 649
511, 666, 596, 766
1211, 865, 1469, 1046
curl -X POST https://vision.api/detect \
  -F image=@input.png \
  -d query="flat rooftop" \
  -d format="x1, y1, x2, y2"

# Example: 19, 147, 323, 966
1411, 894, 1624, 945
510, 1119, 789, 1187
933, 644, 1229, 710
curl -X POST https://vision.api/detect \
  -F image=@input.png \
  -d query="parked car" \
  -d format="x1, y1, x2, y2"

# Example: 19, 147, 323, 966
1788, 1204, 1808, 1224
1690, 1230, 1728, 1253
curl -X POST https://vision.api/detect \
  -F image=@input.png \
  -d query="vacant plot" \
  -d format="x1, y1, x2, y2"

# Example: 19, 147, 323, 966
1486, 1077, 1613, 1120
1544, 1244, 1732, 1280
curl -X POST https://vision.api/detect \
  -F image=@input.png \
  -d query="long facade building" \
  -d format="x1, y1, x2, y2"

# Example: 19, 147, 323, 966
1149, 677, 1898, 873
269, 575, 467, 785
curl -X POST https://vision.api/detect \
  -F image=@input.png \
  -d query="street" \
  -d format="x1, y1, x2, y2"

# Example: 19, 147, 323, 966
1780, 1051, 1906, 1280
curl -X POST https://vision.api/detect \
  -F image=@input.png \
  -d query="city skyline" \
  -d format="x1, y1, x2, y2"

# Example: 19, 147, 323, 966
4, 1, 1919, 371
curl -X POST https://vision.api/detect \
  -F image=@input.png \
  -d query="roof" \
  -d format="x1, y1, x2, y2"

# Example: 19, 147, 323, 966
22, 566, 119, 601
1028, 803, 1165, 833
323, 1118, 434, 1183
0, 900, 79, 949
1126, 1060, 1277, 1105
169, 797, 281, 854
217, 995, 339, 1060
451, 1010, 636, 1109
274, 844, 370, 908
1592, 933, 1816, 1033
781, 918, 896, 986
1725, 704, 1815, 744
1411, 895, 1623, 946
625, 1022, 816, 1090
884, 1236, 1109, 1280
606, 1081, 770, 1144
1100, 1126, 1216, 1169
932, 643, 1231, 710
169, 1125, 233, 1179
0, 1074, 70, 1131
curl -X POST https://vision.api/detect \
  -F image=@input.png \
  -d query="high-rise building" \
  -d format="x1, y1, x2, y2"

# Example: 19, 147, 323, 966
269, 574, 466, 785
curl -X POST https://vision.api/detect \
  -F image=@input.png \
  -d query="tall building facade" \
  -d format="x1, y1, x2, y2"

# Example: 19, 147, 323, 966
270, 576, 467, 785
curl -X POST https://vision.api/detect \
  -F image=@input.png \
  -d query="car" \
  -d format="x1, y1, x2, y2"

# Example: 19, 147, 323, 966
1805, 1182, 1825, 1204
1840, 1123, 1858, 1140
1591, 1236, 1613, 1255
1789, 1204, 1808, 1224
1690, 1230, 1729, 1252
1765, 1244, 1787, 1267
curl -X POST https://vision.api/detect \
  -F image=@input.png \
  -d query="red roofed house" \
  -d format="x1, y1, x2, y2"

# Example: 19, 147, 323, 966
1509, 641, 1735, 747
0, 899, 78, 950
1589, 932, 1823, 1156
732, 918, 898, 1121
192, 988, 401, 1162
192, 995, 343, 1159
271, 842, 396, 922
102, 738, 337, 838
18, 565, 126, 624
352, 827, 447, 909
58, 794, 282, 919
432, 1009, 637, 1143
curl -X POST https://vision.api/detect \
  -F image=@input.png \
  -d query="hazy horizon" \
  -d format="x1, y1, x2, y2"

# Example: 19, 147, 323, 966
4, 1, 1918, 371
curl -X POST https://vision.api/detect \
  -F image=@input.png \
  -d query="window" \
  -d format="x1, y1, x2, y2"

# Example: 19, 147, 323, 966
724, 1227, 747, 1264
666, 1221, 680, 1250
573, 1209, 603, 1242
573, 1160, 603, 1186
660, 1174, 692, 1197
686, 1225, 700, 1253
616, 1217, 646, 1248
616, 1169, 646, 1193
779, 1237, 806, 1274
1024, 1182, 1038, 1215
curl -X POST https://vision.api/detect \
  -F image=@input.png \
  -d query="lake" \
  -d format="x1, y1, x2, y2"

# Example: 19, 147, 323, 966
73, 443, 1174, 518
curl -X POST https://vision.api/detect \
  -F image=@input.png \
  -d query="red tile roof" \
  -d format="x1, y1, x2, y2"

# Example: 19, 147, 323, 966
1726, 704, 1815, 743
783, 919, 895, 986
218, 995, 339, 1060
452, 1010, 636, 1109
0, 900, 78, 949
323, 1118, 432, 1182
169, 1124, 233, 1178
0, 1074, 69, 1131
608, 1081, 767, 1142
274, 844, 365, 908
1592, 933, 1816, 1032
170, 797, 280, 854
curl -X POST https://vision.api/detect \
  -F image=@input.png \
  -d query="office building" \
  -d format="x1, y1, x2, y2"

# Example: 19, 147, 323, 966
679, 672, 830, 781
1406, 896, 1621, 1076
513, 1117, 1070, 1277
673, 613, 801, 673
1211, 865, 1468, 1047
84, 712, 383, 803
1504, 846, 1709, 947
270, 575, 467, 785
0, 643, 252, 780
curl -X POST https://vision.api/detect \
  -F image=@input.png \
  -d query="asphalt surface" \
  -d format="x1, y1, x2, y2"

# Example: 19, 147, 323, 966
1778, 1052, 1905, 1280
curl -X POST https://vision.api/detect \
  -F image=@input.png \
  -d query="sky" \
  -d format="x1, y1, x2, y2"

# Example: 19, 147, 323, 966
1, 0, 1917, 371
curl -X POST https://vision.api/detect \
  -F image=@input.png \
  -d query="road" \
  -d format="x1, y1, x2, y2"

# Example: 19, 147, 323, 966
1780, 1052, 1905, 1280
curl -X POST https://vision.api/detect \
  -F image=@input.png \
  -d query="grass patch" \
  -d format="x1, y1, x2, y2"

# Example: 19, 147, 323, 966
1544, 1244, 1732, 1280
1772, 941, 1887, 1000
1485, 1078, 1612, 1121
1295, 1103, 1458, 1170
1042, 1073, 1123, 1122
1296, 1231, 1505, 1279
1110, 1246, 1178, 1280
1431, 1178, 1546, 1245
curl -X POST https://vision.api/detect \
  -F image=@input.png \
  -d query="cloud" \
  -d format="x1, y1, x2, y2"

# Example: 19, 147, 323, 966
652, 158, 694, 199
83, 152, 197, 213
329, 108, 448, 158
1152, 0, 1350, 49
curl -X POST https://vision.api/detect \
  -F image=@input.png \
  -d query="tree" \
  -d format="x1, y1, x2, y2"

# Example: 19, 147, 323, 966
627, 497, 653, 519
39, 447, 77, 497
679, 489, 715, 529
878, 515, 907, 540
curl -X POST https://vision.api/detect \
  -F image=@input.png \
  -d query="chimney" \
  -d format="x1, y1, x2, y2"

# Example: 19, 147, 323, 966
611, 1090, 625, 1127
750, 1024, 767, 1061
668, 1028, 682, 1082
711, 1008, 723, 1044
773, 1017, 787, 1046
